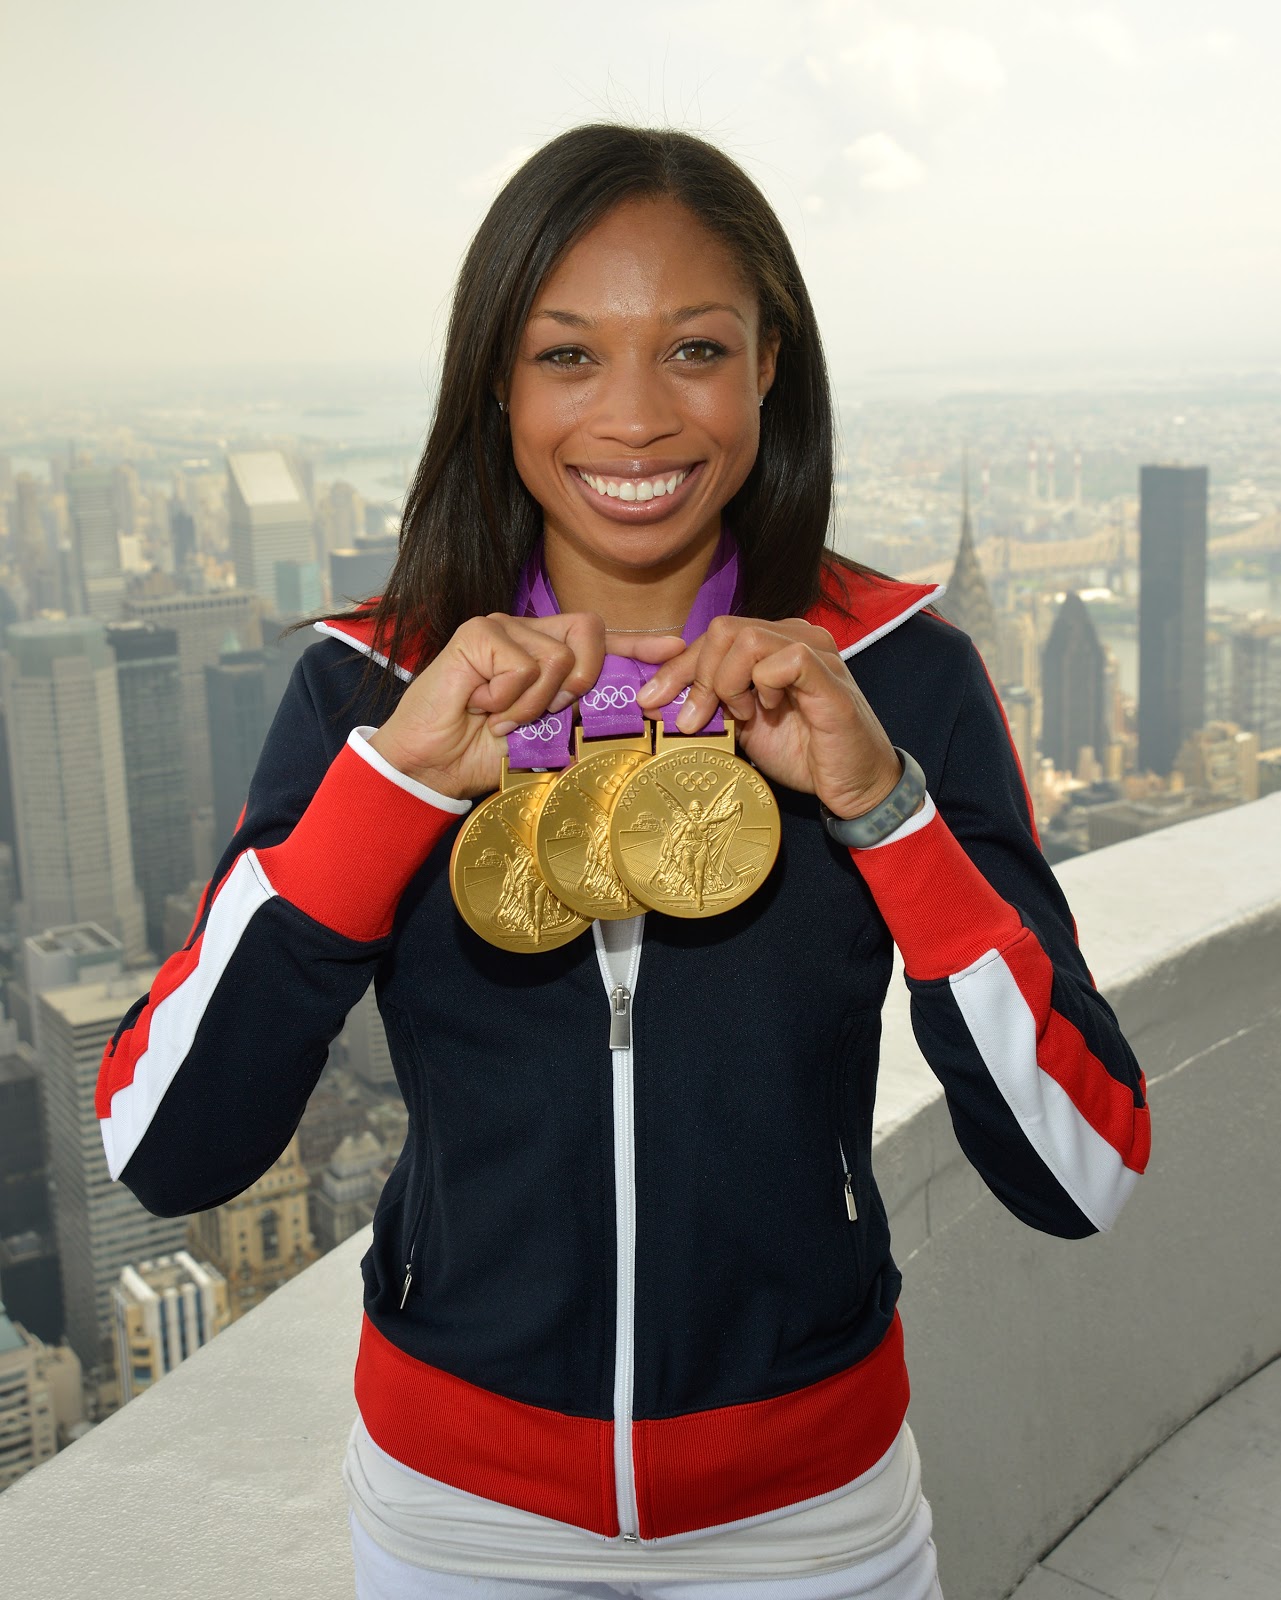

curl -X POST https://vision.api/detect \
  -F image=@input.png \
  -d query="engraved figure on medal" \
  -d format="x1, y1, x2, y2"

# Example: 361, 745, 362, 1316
490, 820, 578, 944
553, 789, 632, 909
609, 739, 781, 920
651, 777, 742, 911
450, 780, 589, 953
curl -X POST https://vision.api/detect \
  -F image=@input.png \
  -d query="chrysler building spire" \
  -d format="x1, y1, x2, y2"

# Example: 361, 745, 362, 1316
938, 453, 997, 666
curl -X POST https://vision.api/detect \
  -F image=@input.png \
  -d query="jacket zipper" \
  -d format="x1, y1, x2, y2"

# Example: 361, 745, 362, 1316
838, 1135, 858, 1222
594, 916, 645, 1543
399, 1172, 430, 1309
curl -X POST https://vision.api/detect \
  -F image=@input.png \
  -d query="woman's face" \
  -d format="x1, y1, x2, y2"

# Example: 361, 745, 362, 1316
505, 194, 779, 579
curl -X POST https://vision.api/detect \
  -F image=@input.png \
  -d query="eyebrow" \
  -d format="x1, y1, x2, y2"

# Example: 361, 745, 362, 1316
530, 301, 748, 330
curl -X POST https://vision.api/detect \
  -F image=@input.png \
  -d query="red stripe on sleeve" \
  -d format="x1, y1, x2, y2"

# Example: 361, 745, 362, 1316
1001, 930, 1151, 1174
849, 807, 1024, 981
255, 742, 461, 943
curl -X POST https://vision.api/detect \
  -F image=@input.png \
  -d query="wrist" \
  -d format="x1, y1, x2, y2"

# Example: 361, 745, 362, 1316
365, 728, 468, 803
823, 753, 906, 822
820, 748, 928, 849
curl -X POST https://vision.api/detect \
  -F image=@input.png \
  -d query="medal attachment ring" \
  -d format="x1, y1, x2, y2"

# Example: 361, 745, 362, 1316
608, 718, 781, 919
449, 759, 590, 952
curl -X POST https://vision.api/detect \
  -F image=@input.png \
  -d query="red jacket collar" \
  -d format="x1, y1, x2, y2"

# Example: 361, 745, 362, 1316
313, 567, 945, 678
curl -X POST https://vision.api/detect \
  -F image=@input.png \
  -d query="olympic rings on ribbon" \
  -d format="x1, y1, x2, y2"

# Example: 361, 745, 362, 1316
581, 684, 637, 711
517, 714, 567, 743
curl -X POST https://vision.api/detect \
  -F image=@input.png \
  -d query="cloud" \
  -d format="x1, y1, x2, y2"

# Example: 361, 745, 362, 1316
1059, 9, 1140, 69
843, 133, 926, 193
840, 24, 1005, 118
1198, 29, 1239, 60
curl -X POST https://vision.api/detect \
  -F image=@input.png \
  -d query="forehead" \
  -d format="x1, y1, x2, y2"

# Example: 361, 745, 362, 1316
530, 195, 756, 327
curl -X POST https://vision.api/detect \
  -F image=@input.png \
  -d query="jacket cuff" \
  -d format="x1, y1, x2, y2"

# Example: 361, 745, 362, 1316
253, 733, 470, 943
848, 798, 1024, 981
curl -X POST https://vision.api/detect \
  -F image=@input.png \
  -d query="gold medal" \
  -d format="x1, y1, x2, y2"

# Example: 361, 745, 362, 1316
449, 760, 591, 953
533, 728, 652, 920
608, 720, 781, 919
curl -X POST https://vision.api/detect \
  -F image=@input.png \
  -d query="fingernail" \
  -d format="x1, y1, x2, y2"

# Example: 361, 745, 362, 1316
490, 720, 517, 737
636, 683, 659, 707
549, 689, 574, 713
676, 701, 700, 733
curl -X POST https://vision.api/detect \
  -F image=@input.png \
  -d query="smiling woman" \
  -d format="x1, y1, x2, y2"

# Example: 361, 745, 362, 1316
96, 124, 1149, 1600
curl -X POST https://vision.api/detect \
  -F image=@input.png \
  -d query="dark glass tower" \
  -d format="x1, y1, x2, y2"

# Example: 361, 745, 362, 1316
1138, 465, 1208, 775
107, 622, 195, 955
1041, 592, 1107, 772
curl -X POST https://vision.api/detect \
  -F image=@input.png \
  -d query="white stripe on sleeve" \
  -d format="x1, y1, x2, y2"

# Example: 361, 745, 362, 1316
99, 852, 277, 1181
947, 950, 1140, 1232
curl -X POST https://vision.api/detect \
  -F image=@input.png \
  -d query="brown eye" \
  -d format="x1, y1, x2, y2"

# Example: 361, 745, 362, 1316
540, 347, 591, 367
672, 340, 726, 363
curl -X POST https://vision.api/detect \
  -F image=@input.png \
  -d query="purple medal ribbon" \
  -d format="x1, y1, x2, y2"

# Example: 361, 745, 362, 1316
507, 528, 740, 766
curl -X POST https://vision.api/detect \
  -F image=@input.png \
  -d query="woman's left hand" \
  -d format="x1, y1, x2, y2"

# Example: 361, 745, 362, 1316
635, 617, 905, 819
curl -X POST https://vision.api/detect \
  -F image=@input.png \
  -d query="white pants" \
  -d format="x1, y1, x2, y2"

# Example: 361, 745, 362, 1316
348, 1506, 945, 1600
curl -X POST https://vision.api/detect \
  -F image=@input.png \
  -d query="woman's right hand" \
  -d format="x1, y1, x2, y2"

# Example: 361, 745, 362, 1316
366, 613, 684, 801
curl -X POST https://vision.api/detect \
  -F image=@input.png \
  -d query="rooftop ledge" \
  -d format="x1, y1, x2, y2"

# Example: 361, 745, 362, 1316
2, 794, 1280, 1600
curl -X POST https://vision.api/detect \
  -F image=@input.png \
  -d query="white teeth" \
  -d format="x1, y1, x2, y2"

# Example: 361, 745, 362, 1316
577, 468, 690, 501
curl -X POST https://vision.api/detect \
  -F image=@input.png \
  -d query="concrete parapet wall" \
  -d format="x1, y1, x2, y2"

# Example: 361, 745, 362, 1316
879, 791, 1281, 1598
2, 794, 1279, 1599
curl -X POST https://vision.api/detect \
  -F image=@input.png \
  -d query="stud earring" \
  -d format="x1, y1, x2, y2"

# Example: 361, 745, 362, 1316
758, 395, 765, 408
496, 398, 506, 413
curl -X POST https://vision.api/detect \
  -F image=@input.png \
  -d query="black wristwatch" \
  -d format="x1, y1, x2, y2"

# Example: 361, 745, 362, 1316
819, 748, 928, 849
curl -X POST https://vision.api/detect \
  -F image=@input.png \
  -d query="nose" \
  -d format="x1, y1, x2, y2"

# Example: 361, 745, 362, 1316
584, 354, 681, 449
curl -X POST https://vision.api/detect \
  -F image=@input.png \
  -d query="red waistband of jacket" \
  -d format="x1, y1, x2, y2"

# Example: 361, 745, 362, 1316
353, 1310, 909, 1540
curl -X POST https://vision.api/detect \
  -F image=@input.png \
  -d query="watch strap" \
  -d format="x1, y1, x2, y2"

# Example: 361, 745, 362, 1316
820, 748, 928, 849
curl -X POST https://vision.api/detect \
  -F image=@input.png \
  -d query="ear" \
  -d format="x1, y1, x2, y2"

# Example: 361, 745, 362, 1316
757, 328, 781, 403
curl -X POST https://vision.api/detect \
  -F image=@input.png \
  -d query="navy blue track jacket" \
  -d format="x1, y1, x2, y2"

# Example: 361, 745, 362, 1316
97, 563, 1149, 1541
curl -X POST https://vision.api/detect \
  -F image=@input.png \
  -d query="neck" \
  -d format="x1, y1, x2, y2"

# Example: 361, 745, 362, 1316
542, 516, 723, 632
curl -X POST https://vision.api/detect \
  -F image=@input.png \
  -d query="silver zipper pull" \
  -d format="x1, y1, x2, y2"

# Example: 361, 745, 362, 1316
399, 1256, 414, 1309
609, 985, 632, 1050
844, 1173, 858, 1222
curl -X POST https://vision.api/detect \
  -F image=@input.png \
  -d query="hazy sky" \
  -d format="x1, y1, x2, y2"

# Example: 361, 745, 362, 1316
3, 0, 1279, 383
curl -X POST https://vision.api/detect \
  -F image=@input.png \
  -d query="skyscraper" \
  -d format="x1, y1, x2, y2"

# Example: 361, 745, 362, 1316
0, 1017, 63, 1346
1230, 619, 1281, 751
106, 623, 195, 955
0, 1300, 84, 1490
110, 1251, 230, 1405
2, 619, 145, 958
331, 537, 399, 604
1041, 592, 1108, 774
937, 463, 996, 667
66, 466, 125, 622
122, 589, 262, 818
12, 475, 60, 615
1138, 465, 1208, 775
204, 648, 293, 847
226, 451, 316, 612
37, 964, 185, 1375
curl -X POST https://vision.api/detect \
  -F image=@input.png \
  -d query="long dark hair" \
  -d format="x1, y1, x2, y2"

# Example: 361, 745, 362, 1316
330, 124, 864, 675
